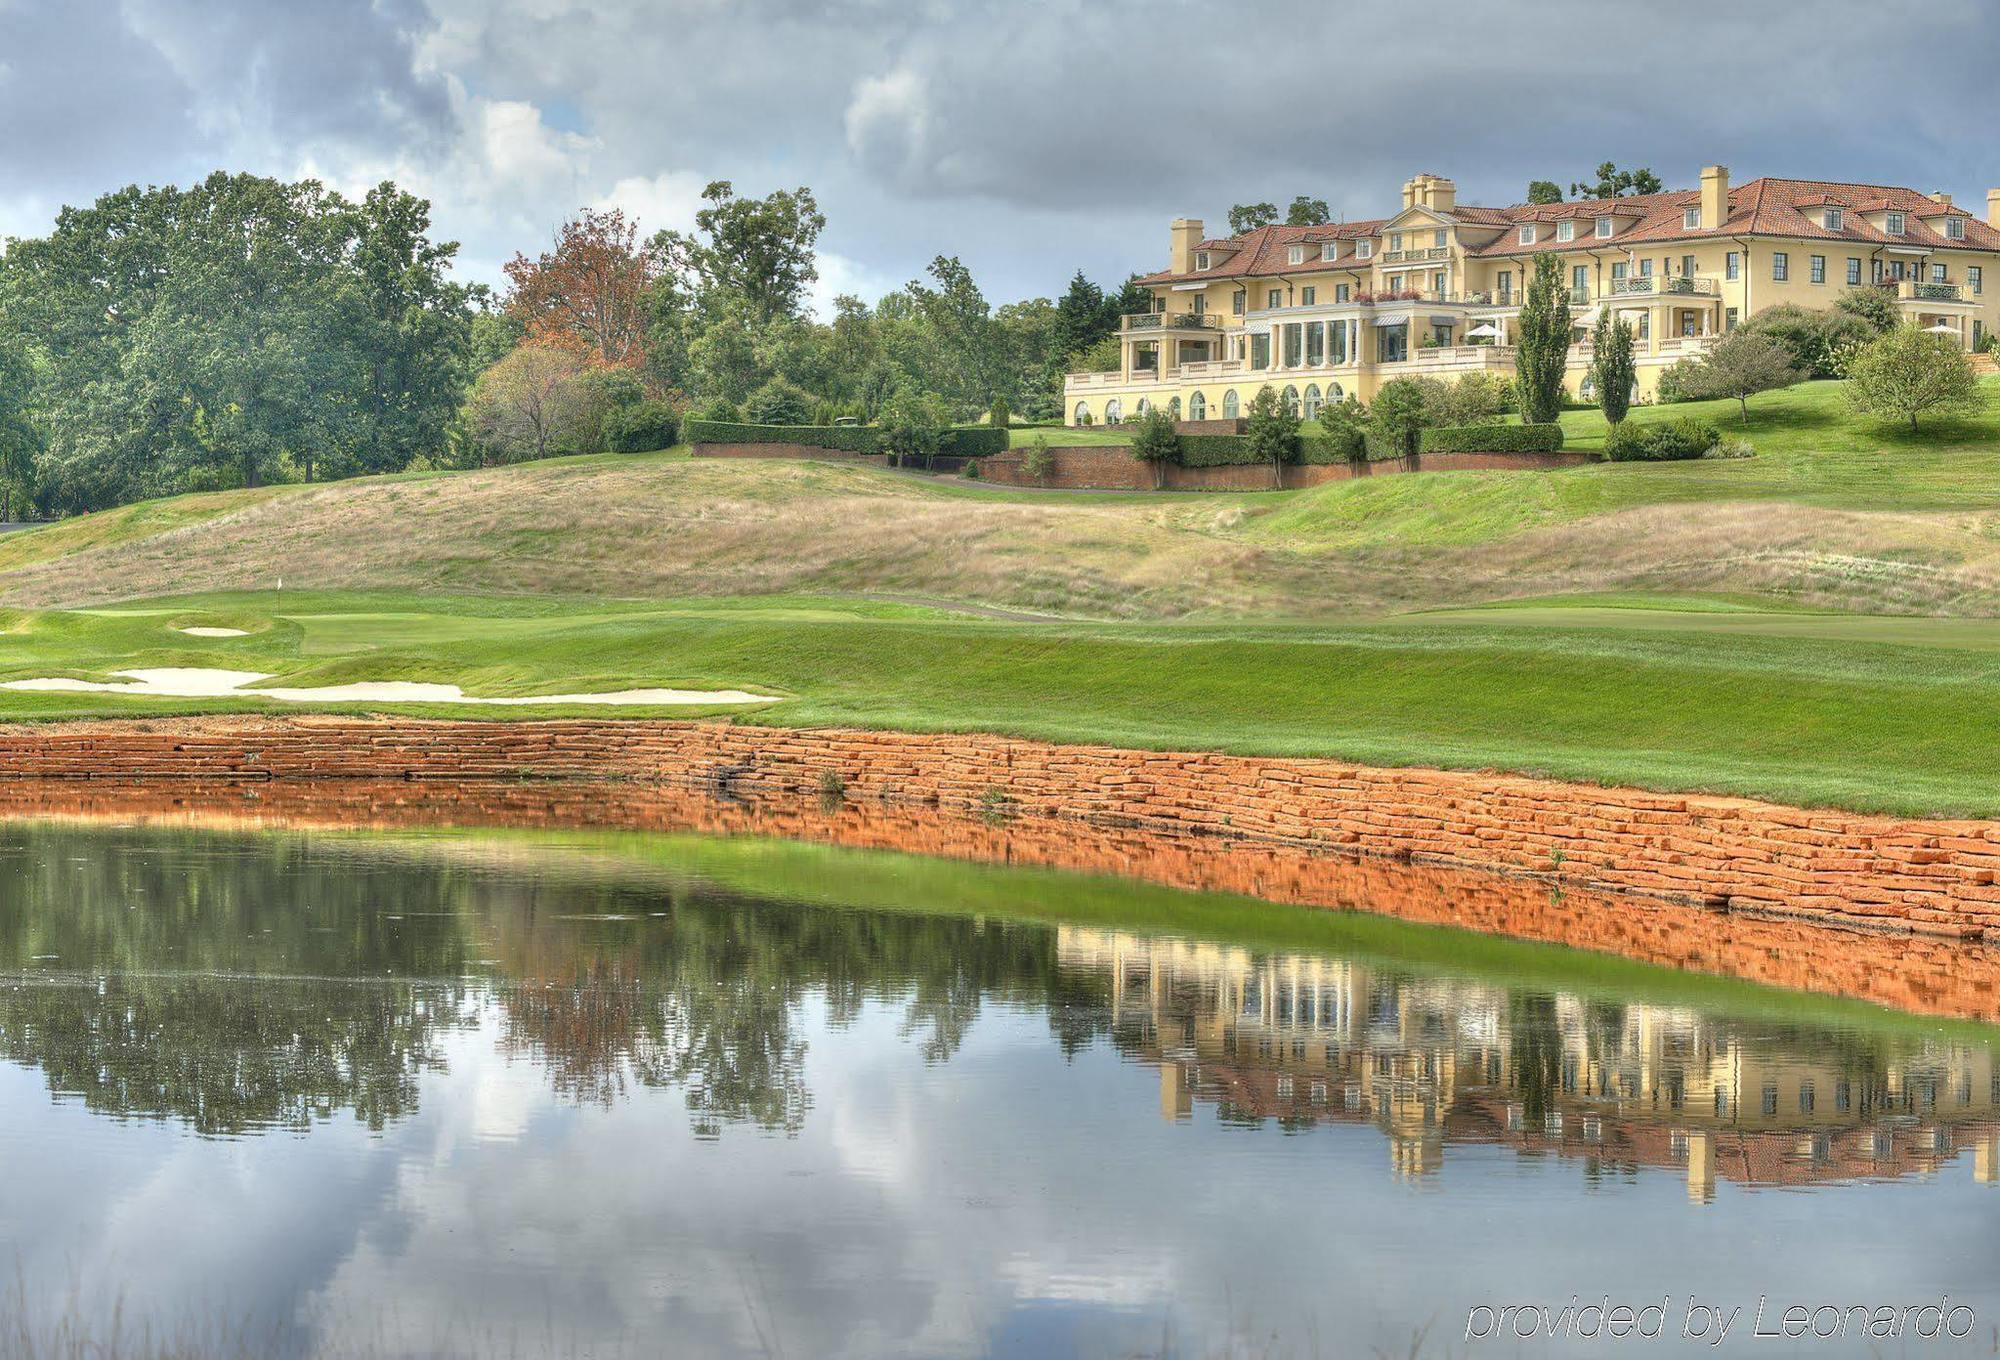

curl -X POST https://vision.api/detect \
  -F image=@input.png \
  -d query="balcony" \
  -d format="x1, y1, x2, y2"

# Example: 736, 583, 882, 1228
1122, 311, 1221, 332
1176, 357, 1245, 379
1876, 280, 1970, 304
1398, 344, 1518, 372
1380, 247, 1451, 263
1605, 275, 1719, 298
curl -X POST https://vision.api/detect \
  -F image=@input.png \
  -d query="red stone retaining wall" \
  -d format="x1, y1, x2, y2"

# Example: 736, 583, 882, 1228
978, 446, 1598, 491
6, 716, 2000, 941
689, 443, 890, 466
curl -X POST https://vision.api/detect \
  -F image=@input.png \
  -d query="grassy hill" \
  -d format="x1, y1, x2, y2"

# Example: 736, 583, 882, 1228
8, 378, 2000, 619
5, 377, 2000, 816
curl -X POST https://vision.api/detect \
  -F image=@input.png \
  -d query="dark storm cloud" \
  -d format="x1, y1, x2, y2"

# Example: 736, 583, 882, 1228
6, 0, 2000, 300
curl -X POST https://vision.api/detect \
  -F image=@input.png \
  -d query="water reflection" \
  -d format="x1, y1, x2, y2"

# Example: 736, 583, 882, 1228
0, 810, 1997, 1356
1066, 928, 2000, 1197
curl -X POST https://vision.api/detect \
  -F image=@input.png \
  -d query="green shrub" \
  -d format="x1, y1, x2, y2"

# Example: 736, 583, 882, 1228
1420, 424, 1565, 455
744, 378, 814, 425
1312, 396, 1368, 461
1605, 415, 1721, 461
1128, 408, 1180, 486
940, 427, 1008, 458
603, 400, 680, 453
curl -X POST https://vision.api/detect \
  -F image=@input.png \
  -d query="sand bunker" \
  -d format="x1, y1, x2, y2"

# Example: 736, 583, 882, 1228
177, 627, 250, 637
0, 667, 779, 706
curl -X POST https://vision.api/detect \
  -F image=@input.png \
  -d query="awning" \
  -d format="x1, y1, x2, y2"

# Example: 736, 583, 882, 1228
1429, 315, 1455, 327
1465, 323, 1501, 338
1373, 312, 1409, 327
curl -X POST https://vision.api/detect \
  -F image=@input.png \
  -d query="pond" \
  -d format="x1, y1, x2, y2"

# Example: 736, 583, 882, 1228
1, 810, 1997, 1357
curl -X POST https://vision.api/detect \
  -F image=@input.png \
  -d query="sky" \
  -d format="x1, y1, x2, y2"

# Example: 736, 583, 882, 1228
4, 0, 2000, 315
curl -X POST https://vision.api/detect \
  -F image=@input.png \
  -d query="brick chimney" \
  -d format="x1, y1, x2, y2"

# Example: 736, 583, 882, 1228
1402, 177, 1419, 209
1988, 189, 2000, 228
1425, 176, 1457, 213
1699, 165, 1729, 231
1170, 218, 1203, 273
1932, 191, 1954, 207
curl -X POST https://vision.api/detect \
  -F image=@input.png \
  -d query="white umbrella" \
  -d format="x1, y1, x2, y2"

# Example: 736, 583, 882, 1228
1465, 322, 1501, 338
1923, 322, 1960, 333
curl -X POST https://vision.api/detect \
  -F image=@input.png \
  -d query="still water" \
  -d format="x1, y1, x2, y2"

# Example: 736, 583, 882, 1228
1, 815, 1997, 1358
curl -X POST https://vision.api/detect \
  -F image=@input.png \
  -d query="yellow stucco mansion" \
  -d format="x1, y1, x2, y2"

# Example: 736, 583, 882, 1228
1065, 166, 2000, 426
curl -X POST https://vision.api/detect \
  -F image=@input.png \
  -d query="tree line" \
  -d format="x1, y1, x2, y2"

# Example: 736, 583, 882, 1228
0, 172, 1149, 515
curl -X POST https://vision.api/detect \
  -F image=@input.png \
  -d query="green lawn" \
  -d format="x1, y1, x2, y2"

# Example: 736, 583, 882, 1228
8, 590, 2000, 817
1250, 376, 2000, 551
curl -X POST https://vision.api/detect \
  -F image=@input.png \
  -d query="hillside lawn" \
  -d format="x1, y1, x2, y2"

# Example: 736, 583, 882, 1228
5, 590, 2000, 818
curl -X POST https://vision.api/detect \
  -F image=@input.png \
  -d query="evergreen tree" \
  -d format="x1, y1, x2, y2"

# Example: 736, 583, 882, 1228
1515, 255, 1573, 425
1590, 308, 1637, 425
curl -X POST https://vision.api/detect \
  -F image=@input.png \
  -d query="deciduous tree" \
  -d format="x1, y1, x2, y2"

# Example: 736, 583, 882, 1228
466, 342, 591, 462
503, 207, 662, 369
1667, 330, 1800, 423
1845, 326, 1984, 432
1228, 202, 1278, 234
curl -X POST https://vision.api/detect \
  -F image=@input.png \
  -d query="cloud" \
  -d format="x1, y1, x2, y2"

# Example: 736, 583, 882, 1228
8, 0, 2000, 305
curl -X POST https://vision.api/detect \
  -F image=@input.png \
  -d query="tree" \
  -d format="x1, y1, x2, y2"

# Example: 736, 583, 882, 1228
466, 343, 592, 462
1243, 386, 1300, 482
1228, 202, 1278, 235
744, 377, 812, 425
1314, 395, 1369, 460
1844, 326, 1984, 432
0, 337, 39, 519
1515, 255, 1573, 425
1021, 434, 1055, 487
1667, 330, 1800, 423
503, 208, 662, 369
905, 256, 1011, 418
1370, 378, 1432, 457
877, 389, 945, 469
1590, 309, 1637, 425
1285, 196, 1331, 226
1572, 163, 1664, 199
1428, 371, 1511, 426
1833, 287, 1900, 336
1128, 406, 1179, 489
1054, 271, 1118, 363
654, 181, 825, 327
1525, 180, 1563, 205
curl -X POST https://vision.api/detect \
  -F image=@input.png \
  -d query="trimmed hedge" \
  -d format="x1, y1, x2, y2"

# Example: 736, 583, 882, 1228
684, 420, 1008, 458
1419, 423, 1565, 455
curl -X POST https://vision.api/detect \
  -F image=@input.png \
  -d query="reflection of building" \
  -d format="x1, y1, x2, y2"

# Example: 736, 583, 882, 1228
1060, 927, 2000, 1199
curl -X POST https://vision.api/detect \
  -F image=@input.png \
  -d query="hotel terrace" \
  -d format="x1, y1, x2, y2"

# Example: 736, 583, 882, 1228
1066, 167, 2000, 426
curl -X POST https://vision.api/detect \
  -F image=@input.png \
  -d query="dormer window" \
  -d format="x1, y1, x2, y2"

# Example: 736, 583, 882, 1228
1886, 211, 1906, 235
1320, 241, 1338, 261
1684, 207, 1702, 229
1556, 221, 1574, 242
1355, 240, 1374, 259
1594, 216, 1613, 239
1518, 223, 1535, 245
1824, 208, 1844, 231
1287, 244, 1306, 265
1196, 250, 1211, 271
1947, 216, 1966, 240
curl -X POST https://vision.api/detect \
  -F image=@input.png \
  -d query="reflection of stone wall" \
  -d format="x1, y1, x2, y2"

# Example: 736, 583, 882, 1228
9, 776, 2000, 1025
11, 716, 2000, 941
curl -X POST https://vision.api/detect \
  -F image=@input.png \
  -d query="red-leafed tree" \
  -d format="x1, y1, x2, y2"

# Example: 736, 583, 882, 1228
503, 208, 663, 369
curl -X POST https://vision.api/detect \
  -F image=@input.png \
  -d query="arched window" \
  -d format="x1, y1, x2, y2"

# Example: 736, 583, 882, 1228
1167, 396, 1181, 420
1189, 391, 1207, 421
1327, 382, 1345, 403
1578, 374, 1596, 401
1105, 398, 1123, 424
1222, 389, 1239, 418
1135, 397, 1151, 417
1073, 401, 1090, 426
1302, 384, 1322, 420
1281, 385, 1300, 417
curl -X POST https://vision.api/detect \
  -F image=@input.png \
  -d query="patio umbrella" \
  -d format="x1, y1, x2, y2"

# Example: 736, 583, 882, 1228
1465, 323, 1501, 338
1923, 322, 1960, 333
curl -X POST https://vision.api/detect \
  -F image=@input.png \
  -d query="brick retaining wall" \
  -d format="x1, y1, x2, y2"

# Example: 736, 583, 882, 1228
6, 716, 2000, 940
